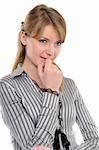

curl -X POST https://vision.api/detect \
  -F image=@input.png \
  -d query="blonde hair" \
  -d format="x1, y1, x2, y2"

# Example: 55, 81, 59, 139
12, 4, 66, 90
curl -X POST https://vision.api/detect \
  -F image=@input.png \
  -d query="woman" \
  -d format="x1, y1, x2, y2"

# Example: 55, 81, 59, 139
0, 4, 99, 150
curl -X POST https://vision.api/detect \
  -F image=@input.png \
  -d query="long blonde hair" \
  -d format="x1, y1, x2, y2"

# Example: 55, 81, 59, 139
12, 4, 66, 90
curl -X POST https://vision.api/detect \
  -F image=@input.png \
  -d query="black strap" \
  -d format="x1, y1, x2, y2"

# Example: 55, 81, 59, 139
53, 99, 70, 150
53, 129, 70, 150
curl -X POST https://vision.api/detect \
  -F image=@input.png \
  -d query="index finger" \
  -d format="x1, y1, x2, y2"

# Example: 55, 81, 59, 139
44, 58, 52, 71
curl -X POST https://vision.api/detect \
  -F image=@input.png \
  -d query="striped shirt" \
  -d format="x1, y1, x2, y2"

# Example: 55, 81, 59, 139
0, 63, 99, 150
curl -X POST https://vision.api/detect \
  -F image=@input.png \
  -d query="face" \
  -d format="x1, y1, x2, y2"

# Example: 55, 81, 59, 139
20, 25, 62, 67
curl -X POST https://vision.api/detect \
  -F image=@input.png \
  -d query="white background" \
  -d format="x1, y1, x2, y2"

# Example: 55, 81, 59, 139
0, 0, 99, 149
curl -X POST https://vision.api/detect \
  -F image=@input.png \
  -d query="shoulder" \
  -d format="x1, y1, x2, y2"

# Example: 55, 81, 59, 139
0, 74, 14, 89
64, 77, 76, 88
62, 76, 77, 95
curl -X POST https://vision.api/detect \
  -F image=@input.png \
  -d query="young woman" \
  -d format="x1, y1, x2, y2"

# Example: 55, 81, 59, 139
0, 4, 99, 150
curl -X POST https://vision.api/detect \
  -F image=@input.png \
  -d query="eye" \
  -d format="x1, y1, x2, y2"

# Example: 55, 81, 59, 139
39, 39, 47, 44
56, 41, 62, 46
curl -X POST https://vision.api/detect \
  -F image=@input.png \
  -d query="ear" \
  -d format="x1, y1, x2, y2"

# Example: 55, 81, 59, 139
19, 31, 27, 46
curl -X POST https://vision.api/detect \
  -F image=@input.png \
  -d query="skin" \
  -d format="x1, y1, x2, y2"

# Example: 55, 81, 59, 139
20, 24, 63, 92
20, 25, 63, 149
33, 145, 51, 150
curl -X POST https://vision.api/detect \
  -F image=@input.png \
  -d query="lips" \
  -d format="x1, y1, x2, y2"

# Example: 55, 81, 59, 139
40, 57, 47, 62
40, 57, 47, 64
40, 56, 47, 59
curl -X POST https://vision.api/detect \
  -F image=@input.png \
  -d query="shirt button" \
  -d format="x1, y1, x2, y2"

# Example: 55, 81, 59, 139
58, 115, 63, 121
22, 72, 27, 78
59, 102, 62, 108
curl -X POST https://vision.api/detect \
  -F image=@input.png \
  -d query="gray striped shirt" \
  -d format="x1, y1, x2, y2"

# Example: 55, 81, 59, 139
0, 64, 99, 150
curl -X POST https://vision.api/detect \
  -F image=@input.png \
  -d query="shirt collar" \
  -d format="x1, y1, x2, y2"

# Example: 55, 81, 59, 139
10, 63, 25, 78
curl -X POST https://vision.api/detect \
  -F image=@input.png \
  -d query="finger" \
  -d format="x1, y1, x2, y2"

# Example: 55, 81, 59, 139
33, 146, 43, 150
33, 147, 38, 150
36, 146, 50, 150
44, 58, 52, 71
37, 62, 44, 77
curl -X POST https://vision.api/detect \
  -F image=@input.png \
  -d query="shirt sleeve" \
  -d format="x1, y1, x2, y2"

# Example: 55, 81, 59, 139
0, 82, 59, 150
74, 84, 99, 150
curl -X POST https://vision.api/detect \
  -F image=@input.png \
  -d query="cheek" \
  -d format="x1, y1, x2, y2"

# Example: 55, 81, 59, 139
26, 44, 37, 55
55, 49, 61, 57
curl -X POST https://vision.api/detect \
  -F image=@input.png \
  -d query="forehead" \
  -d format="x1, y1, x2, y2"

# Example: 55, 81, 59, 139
40, 25, 60, 40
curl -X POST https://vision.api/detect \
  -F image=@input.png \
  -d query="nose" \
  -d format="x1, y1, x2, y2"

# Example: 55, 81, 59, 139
46, 43, 55, 57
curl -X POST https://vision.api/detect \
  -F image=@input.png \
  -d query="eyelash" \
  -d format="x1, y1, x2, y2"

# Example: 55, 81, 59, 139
39, 39, 47, 44
56, 42, 62, 46
39, 39, 62, 46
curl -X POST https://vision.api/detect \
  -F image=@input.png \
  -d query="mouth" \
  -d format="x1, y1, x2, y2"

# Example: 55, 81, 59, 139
40, 57, 47, 65
40, 56, 47, 59
40, 56, 54, 63
40, 56, 47, 61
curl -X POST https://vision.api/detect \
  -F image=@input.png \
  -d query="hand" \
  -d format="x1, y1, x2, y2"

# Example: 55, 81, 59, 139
33, 145, 51, 150
37, 59, 63, 92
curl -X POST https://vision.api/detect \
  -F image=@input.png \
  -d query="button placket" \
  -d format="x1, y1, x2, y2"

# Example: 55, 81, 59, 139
58, 99, 63, 130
